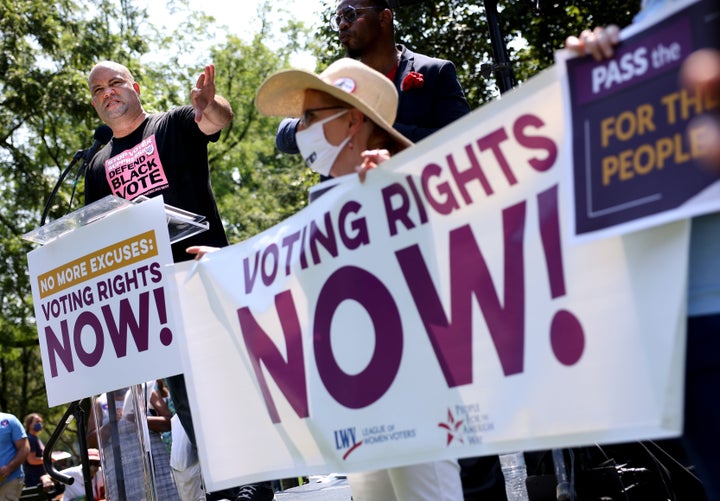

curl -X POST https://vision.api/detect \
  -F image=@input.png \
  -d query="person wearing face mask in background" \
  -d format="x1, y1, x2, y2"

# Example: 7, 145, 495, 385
22, 413, 46, 488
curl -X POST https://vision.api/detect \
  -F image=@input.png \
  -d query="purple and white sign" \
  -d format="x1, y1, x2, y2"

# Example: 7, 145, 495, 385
564, 0, 720, 240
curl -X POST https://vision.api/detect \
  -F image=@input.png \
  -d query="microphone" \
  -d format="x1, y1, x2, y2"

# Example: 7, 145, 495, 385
81, 125, 113, 166
40, 125, 113, 226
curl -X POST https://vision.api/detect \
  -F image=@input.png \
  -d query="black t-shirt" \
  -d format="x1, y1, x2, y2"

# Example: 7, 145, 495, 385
84, 106, 228, 262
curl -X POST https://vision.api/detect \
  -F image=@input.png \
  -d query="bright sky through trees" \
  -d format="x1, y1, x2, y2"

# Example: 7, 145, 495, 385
143, 0, 321, 68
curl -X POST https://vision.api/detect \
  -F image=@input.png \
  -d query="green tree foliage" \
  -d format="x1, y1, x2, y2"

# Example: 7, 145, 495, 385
315, 0, 640, 108
500, 0, 640, 86
137, 1, 319, 242
206, 31, 317, 242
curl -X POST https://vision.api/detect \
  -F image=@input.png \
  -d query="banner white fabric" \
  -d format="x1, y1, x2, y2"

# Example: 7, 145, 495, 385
27, 197, 182, 406
173, 69, 689, 490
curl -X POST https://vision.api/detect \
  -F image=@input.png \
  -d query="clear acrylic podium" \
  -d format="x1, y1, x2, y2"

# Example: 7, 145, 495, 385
23, 194, 209, 246
24, 195, 208, 501
89, 385, 160, 501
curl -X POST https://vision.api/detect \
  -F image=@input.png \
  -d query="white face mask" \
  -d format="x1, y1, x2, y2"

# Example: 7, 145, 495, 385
296, 110, 350, 177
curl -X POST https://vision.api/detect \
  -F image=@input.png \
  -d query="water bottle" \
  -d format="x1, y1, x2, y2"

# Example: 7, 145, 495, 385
499, 451, 530, 501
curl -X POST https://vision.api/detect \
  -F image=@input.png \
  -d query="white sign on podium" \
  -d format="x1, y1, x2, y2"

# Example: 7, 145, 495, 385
25, 196, 196, 406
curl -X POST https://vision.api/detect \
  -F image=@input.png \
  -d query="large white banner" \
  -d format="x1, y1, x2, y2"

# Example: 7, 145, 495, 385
27, 197, 182, 406
173, 69, 689, 491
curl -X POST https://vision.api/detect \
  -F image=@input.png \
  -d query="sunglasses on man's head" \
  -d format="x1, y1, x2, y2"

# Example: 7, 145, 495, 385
330, 5, 384, 31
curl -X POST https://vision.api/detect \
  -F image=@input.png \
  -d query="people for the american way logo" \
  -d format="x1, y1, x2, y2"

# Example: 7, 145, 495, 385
439, 404, 495, 446
438, 409, 465, 445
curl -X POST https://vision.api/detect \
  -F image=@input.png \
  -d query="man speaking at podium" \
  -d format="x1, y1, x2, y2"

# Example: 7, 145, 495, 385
82, 60, 233, 487
84, 61, 232, 263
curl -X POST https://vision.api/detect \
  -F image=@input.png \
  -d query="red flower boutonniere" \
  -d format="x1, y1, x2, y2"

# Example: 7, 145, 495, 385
401, 71, 424, 91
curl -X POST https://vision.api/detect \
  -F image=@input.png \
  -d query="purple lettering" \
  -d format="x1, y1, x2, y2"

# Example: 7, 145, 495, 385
477, 128, 516, 186
422, 162, 461, 215
338, 201, 369, 250
261, 243, 279, 286
314, 266, 402, 409
448, 143, 495, 202
396, 201, 527, 385
237, 290, 308, 423
282, 231, 302, 276
45, 321, 74, 377
73, 311, 104, 368
243, 252, 260, 294
308, 212, 338, 264
405, 174, 429, 225
513, 114, 557, 172
101, 291, 151, 357
381, 182, 416, 237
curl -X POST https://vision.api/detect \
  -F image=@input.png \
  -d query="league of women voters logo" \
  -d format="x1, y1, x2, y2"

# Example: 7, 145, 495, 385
438, 404, 495, 446
333, 422, 418, 460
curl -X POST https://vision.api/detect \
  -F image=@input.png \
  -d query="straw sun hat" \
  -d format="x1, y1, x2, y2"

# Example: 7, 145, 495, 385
255, 57, 412, 149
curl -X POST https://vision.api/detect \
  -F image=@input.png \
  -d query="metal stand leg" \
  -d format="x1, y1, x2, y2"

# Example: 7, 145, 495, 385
42, 399, 95, 501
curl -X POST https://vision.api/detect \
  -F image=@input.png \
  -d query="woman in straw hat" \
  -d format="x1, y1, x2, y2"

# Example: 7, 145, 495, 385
254, 57, 412, 179
253, 58, 464, 501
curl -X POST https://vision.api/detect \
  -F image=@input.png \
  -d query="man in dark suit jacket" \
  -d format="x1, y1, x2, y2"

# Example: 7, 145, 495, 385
275, 0, 470, 153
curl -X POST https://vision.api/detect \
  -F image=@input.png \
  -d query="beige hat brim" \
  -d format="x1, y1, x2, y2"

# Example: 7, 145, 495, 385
255, 68, 412, 150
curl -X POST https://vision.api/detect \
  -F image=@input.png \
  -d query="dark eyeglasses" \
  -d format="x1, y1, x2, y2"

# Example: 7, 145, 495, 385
330, 5, 383, 31
301, 106, 348, 126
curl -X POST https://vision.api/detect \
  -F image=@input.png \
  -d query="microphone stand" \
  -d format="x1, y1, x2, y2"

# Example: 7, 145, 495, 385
67, 154, 93, 218
40, 148, 86, 227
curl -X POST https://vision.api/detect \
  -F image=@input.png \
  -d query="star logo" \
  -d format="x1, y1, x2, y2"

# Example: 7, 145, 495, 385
438, 409, 464, 445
